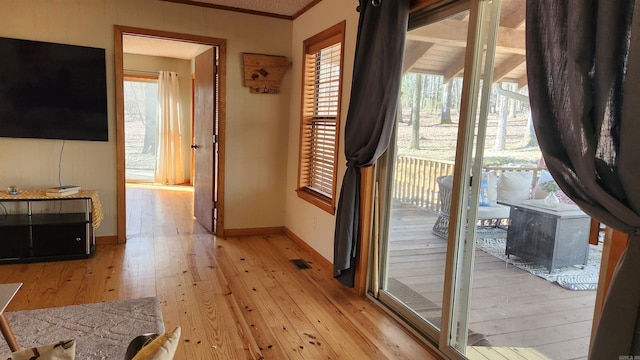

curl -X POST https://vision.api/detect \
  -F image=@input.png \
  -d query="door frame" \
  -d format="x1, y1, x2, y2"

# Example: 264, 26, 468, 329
366, 0, 500, 357
114, 25, 227, 242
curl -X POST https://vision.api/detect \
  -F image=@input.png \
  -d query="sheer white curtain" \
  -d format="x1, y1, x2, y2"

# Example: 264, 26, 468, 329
154, 71, 185, 185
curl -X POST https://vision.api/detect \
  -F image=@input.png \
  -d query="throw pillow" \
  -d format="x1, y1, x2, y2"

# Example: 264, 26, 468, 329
497, 171, 533, 201
0, 339, 75, 360
132, 326, 181, 360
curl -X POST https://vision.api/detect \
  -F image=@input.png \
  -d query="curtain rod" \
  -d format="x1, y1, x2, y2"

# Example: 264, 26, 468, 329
123, 69, 159, 75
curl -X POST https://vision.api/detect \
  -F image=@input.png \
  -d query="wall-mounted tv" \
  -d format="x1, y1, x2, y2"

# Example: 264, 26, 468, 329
0, 37, 108, 142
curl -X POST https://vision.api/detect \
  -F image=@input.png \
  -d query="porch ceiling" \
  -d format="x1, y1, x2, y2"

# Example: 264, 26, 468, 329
405, 0, 527, 88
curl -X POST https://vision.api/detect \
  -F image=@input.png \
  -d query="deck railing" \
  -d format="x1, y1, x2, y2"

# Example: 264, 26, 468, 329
392, 157, 455, 212
391, 156, 545, 212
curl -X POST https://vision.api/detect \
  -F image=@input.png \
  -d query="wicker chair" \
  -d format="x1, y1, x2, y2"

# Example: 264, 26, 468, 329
432, 176, 453, 239
432, 175, 510, 239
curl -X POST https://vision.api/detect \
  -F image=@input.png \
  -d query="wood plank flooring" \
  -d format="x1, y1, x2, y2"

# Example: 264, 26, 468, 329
0, 184, 440, 360
386, 203, 596, 360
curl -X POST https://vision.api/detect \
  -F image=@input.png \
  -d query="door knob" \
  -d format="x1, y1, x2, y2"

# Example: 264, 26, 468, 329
191, 144, 199, 149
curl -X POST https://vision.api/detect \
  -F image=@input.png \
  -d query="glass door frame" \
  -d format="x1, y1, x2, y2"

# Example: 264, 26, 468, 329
369, 0, 501, 358
440, 0, 500, 356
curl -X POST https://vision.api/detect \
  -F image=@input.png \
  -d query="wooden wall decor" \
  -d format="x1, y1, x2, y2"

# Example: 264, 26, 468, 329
243, 53, 291, 94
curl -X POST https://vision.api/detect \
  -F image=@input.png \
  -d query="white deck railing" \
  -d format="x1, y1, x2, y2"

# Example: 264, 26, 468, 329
391, 156, 544, 212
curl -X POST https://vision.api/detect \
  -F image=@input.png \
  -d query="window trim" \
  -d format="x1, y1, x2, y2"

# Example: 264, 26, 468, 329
296, 21, 346, 215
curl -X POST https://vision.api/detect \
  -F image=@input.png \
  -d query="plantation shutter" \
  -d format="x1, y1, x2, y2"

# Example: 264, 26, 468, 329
300, 40, 342, 198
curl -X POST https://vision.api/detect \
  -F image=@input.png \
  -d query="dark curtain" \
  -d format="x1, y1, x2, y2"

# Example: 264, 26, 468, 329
333, 0, 410, 287
526, 1, 640, 357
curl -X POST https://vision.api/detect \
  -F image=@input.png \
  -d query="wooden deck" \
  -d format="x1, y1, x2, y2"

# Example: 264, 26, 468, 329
386, 203, 596, 360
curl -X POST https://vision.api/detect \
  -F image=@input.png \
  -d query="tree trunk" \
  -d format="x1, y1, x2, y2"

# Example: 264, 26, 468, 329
522, 111, 539, 147
400, 73, 413, 124
429, 75, 440, 114
441, 80, 453, 124
493, 85, 508, 151
142, 83, 157, 155
409, 74, 423, 150
509, 83, 517, 118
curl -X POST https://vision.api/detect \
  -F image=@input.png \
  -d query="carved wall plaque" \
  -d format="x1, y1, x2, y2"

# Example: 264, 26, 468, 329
243, 53, 291, 94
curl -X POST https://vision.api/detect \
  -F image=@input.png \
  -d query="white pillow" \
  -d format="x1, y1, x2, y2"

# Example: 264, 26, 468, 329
497, 171, 533, 201
0, 339, 75, 360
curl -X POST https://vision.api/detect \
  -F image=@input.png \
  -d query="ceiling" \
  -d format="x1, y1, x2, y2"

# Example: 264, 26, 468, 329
123, 0, 322, 59
123, 35, 211, 60
405, 0, 527, 88
161, 0, 320, 18
132, 0, 527, 88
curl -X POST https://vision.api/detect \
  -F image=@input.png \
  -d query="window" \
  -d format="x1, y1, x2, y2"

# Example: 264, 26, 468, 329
297, 21, 346, 214
124, 76, 159, 182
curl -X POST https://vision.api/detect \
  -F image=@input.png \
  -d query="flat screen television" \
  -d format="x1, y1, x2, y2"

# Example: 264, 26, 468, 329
0, 37, 108, 142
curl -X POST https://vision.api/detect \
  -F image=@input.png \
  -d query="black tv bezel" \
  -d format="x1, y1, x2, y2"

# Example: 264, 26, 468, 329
0, 36, 109, 142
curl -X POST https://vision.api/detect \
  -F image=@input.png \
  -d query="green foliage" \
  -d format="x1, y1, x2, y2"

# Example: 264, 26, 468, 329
539, 180, 560, 193
401, 73, 448, 115
482, 156, 536, 166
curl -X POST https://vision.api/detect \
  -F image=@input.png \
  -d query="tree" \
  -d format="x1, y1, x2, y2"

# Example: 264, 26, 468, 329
409, 74, 423, 149
401, 73, 415, 124
123, 81, 157, 155
441, 80, 453, 124
142, 83, 157, 154
522, 111, 539, 147
494, 84, 508, 151
427, 75, 441, 114
508, 83, 517, 118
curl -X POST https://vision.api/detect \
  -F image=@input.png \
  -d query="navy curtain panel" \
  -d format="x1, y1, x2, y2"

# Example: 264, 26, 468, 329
526, 1, 640, 357
333, 0, 410, 287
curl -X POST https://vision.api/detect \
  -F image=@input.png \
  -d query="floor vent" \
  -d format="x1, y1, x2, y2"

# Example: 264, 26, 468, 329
290, 259, 311, 270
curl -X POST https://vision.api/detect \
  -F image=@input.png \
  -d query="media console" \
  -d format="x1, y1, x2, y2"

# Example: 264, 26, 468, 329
0, 190, 103, 264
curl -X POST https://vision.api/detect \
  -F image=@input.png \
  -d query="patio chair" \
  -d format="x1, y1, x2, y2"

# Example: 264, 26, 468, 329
432, 175, 511, 239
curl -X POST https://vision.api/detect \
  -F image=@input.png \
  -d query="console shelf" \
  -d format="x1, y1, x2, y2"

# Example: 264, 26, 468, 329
0, 190, 102, 264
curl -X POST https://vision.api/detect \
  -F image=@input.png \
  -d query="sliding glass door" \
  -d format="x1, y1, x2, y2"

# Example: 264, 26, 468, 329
373, 1, 599, 359
373, 0, 501, 358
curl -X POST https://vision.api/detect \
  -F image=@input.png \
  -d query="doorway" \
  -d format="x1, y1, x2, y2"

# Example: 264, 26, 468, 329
114, 26, 227, 241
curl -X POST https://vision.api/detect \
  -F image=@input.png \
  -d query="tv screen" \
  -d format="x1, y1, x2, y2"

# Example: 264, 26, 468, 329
0, 37, 108, 141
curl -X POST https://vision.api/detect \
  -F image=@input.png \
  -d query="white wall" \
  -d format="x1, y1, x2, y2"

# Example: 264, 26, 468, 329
0, 0, 293, 236
285, 0, 360, 262
123, 53, 192, 182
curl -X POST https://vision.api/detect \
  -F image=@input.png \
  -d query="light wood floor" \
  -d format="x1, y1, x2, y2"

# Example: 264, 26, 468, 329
387, 203, 596, 360
0, 185, 440, 360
